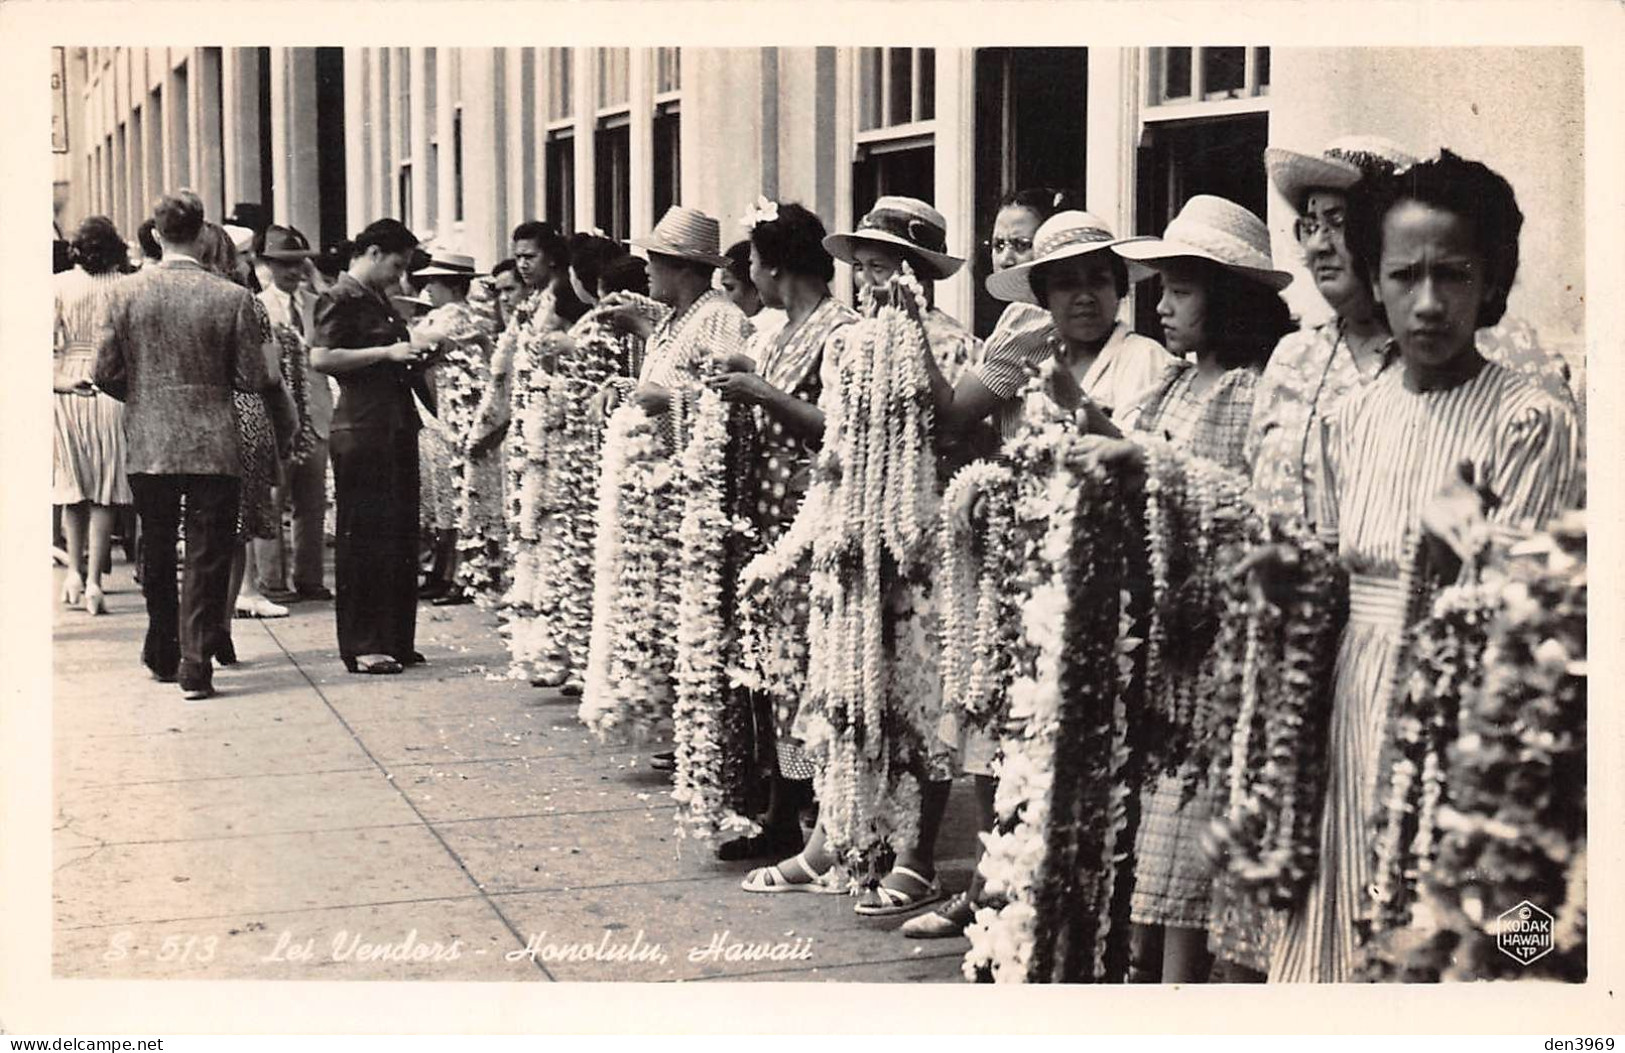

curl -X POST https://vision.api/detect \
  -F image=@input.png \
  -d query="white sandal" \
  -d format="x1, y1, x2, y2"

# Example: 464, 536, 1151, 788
740, 852, 842, 895
854, 865, 943, 916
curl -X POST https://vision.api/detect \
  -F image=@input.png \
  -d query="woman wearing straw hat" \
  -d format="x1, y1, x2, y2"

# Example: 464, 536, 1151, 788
1096, 195, 1296, 984
601, 205, 752, 419
408, 248, 498, 606
737, 197, 975, 914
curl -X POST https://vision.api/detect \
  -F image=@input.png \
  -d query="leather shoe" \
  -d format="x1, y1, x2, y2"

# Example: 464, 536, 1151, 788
345, 654, 403, 675
179, 678, 216, 701
396, 651, 427, 666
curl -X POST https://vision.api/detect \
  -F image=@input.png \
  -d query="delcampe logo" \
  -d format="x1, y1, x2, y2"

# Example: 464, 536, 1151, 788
1495, 900, 1555, 966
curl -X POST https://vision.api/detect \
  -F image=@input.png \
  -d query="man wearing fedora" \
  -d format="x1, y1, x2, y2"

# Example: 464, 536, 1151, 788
94, 189, 276, 700
253, 223, 334, 604
608, 205, 750, 419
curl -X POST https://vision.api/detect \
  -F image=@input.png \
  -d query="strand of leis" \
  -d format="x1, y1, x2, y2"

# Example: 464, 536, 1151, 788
962, 425, 1080, 982
272, 323, 321, 467
1358, 513, 1586, 980
499, 288, 559, 645
424, 307, 505, 603
938, 461, 1020, 733
577, 401, 676, 739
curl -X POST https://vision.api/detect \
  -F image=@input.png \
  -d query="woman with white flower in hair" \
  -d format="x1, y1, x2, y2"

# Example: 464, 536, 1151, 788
740, 197, 978, 917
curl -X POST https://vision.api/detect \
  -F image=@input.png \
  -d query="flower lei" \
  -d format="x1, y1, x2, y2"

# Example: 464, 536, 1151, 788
1359, 513, 1586, 981
271, 321, 321, 466
498, 287, 562, 648
1200, 519, 1343, 921
937, 461, 1020, 735
748, 264, 939, 877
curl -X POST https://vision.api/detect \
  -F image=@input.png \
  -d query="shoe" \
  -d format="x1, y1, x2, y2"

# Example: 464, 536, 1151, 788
717, 824, 805, 862
296, 586, 334, 601
235, 595, 290, 619
261, 587, 301, 604
853, 865, 943, 917
83, 582, 106, 616
213, 639, 239, 667
431, 590, 472, 606
900, 891, 977, 938
740, 853, 844, 895
650, 750, 677, 772
180, 681, 216, 701
397, 651, 427, 666
345, 654, 403, 675
418, 580, 451, 601
61, 572, 85, 606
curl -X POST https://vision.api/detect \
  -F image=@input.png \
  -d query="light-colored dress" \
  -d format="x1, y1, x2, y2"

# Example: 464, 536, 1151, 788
1270, 360, 1579, 982
54, 268, 132, 506
1127, 362, 1260, 930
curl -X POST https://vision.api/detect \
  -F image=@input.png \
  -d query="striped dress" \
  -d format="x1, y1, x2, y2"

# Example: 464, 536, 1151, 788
54, 268, 132, 506
1269, 359, 1579, 983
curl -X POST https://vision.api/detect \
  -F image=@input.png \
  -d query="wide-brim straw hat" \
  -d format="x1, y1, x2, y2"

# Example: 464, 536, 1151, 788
823, 195, 965, 280
630, 206, 730, 269
1264, 135, 1419, 212
985, 210, 1152, 304
1113, 195, 1293, 292
414, 248, 485, 278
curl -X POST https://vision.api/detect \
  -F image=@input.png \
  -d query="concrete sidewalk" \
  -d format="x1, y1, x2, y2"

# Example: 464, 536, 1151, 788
51, 559, 977, 982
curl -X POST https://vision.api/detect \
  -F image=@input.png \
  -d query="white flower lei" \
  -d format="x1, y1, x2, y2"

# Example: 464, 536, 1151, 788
938, 460, 1020, 735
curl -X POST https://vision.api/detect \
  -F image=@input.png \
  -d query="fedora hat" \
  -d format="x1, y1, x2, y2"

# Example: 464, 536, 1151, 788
256, 224, 317, 260
414, 247, 485, 278
630, 206, 730, 269
985, 210, 1151, 304
823, 196, 964, 280
1264, 136, 1418, 212
1113, 195, 1293, 292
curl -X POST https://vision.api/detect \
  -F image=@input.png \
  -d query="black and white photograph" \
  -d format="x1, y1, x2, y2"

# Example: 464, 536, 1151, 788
3, 0, 1621, 1039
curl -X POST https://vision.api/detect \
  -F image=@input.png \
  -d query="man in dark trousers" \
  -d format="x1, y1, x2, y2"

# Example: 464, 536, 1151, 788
94, 189, 274, 700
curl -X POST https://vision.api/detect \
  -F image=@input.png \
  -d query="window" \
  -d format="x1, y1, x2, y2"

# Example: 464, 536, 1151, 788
546, 129, 574, 232
453, 106, 464, 223
655, 47, 681, 96
1146, 46, 1269, 109
596, 47, 630, 111
857, 47, 935, 133
653, 100, 681, 215
595, 118, 631, 241
171, 65, 190, 186
399, 162, 413, 229
130, 107, 144, 222
424, 49, 438, 233
548, 49, 573, 121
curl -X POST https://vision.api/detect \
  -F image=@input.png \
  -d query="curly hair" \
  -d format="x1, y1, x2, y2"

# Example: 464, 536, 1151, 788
1346, 148, 1523, 329
71, 216, 129, 275
749, 202, 835, 284
192, 223, 243, 284
996, 187, 1077, 225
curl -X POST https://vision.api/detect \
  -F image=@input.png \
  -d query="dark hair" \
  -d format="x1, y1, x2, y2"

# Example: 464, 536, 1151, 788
153, 189, 206, 244
1347, 148, 1523, 329
997, 187, 1077, 225
1166, 259, 1296, 370
723, 240, 755, 286
512, 220, 570, 268
71, 216, 129, 276
136, 219, 162, 262
315, 244, 348, 279
193, 223, 242, 283
492, 258, 518, 280
599, 256, 649, 297
1029, 251, 1130, 304
351, 218, 418, 259
749, 203, 835, 284
568, 234, 627, 295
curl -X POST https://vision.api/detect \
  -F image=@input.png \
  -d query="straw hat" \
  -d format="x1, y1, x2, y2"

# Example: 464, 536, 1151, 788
1264, 135, 1418, 212
222, 224, 256, 254
823, 196, 964, 280
985, 210, 1150, 304
414, 248, 485, 278
630, 206, 730, 269
392, 292, 435, 311
1113, 195, 1293, 291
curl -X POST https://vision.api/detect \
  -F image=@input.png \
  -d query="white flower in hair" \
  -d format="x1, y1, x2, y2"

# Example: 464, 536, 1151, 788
739, 196, 780, 231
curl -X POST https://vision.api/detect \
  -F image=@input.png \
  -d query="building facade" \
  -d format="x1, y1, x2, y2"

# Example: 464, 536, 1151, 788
62, 45, 1585, 368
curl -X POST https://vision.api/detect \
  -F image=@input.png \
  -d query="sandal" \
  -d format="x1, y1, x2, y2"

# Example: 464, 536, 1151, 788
740, 852, 842, 895
899, 890, 977, 938
344, 654, 403, 675
854, 865, 942, 917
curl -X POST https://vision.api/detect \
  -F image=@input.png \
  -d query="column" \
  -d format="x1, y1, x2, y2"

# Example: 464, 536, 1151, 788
190, 48, 223, 218
159, 56, 178, 192
411, 48, 433, 239
628, 48, 654, 235
759, 47, 779, 203
932, 48, 975, 326
367, 46, 386, 220
573, 48, 596, 232
435, 49, 456, 242
460, 49, 504, 262
271, 48, 322, 237
221, 48, 262, 219
505, 46, 528, 235
343, 47, 369, 235
1086, 47, 1137, 245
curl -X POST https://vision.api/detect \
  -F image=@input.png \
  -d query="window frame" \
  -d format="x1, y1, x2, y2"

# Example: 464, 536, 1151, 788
853, 46, 938, 145
1142, 45, 1270, 124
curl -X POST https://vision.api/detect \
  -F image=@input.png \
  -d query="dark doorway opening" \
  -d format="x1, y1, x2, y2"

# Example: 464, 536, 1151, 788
314, 48, 347, 249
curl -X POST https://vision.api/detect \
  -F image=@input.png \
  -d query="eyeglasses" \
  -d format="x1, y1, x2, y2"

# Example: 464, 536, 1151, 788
1294, 212, 1347, 244
985, 237, 1035, 255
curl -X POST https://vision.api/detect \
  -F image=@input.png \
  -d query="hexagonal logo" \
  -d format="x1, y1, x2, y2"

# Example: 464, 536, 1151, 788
1496, 900, 1554, 966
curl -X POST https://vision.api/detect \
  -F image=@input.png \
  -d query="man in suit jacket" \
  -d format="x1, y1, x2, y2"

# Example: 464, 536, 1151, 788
253, 224, 335, 603
94, 190, 274, 700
